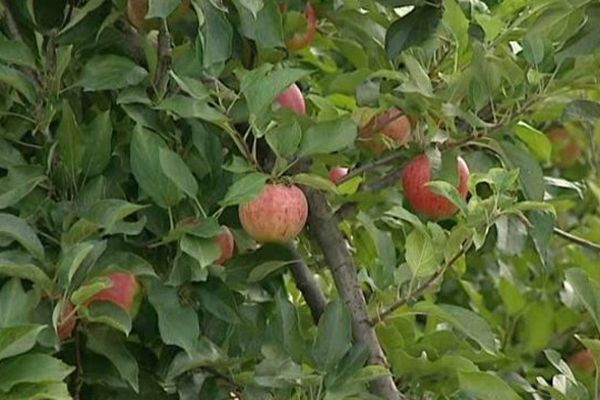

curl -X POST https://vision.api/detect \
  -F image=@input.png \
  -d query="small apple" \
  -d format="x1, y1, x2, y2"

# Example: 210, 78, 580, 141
568, 350, 595, 374
276, 83, 306, 115
127, 0, 148, 31
57, 302, 76, 340
402, 154, 469, 218
359, 108, 411, 154
214, 225, 235, 265
239, 184, 308, 243
284, 2, 317, 51
547, 126, 581, 168
87, 272, 141, 316
329, 167, 349, 183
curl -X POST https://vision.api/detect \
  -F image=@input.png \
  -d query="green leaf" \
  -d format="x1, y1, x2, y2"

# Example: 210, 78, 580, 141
458, 371, 520, 400
0, 64, 36, 103
239, 66, 311, 117
84, 199, 147, 235
405, 229, 437, 278
165, 337, 225, 383
159, 148, 199, 199
170, 72, 210, 100
500, 141, 545, 201
70, 277, 112, 305
0, 166, 46, 210
56, 242, 95, 287
0, 139, 25, 168
0, 41, 36, 68
58, 0, 105, 33
147, 0, 180, 18
0, 354, 74, 392
291, 173, 339, 194
298, 118, 358, 156
82, 302, 132, 335
413, 302, 497, 353
77, 55, 148, 91
426, 181, 468, 214
57, 101, 82, 179
385, 5, 443, 59
248, 260, 294, 282
220, 173, 268, 207
0, 325, 45, 361
265, 120, 302, 157
196, 286, 240, 324
130, 125, 183, 208
0, 382, 70, 400
0, 213, 44, 261
82, 110, 113, 176
147, 282, 199, 356
157, 95, 227, 123
563, 99, 600, 122
515, 121, 551, 162
565, 268, 600, 334
269, 290, 304, 362
0, 258, 51, 288
233, 0, 282, 47
0, 279, 36, 327
87, 326, 139, 392
198, 1, 233, 67
180, 235, 220, 268
313, 299, 352, 371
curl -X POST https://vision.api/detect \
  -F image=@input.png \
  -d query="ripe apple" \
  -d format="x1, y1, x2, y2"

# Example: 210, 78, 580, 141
87, 271, 141, 315
547, 126, 581, 168
402, 154, 469, 218
214, 225, 235, 265
284, 2, 317, 51
329, 167, 349, 183
276, 83, 306, 115
127, 0, 190, 31
239, 184, 308, 243
359, 108, 411, 154
57, 302, 76, 340
568, 350, 595, 374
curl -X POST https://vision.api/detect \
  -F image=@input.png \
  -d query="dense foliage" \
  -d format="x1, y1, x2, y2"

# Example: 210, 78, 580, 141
0, 0, 600, 399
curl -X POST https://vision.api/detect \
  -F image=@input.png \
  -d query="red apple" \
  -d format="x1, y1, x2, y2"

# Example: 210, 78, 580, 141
402, 154, 469, 218
214, 225, 235, 265
239, 184, 308, 243
57, 302, 76, 340
568, 350, 595, 374
285, 2, 317, 51
359, 108, 411, 154
87, 272, 141, 315
276, 83, 306, 115
329, 167, 349, 183
547, 126, 581, 168
127, 0, 148, 30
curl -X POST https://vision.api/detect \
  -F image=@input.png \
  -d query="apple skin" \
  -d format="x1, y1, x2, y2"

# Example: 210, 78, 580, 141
239, 184, 308, 243
359, 108, 411, 154
285, 2, 317, 51
329, 167, 349, 183
402, 154, 469, 218
127, 0, 148, 31
87, 272, 141, 315
57, 302, 76, 340
568, 350, 595, 374
214, 226, 235, 265
547, 127, 581, 168
276, 83, 306, 115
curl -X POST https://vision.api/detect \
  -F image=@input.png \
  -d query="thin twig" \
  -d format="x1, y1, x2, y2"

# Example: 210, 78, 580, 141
371, 245, 468, 326
337, 150, 405, 184
554, 227, 600, 251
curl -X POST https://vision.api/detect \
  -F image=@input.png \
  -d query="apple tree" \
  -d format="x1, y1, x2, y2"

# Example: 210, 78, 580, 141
0, 0, 600, 399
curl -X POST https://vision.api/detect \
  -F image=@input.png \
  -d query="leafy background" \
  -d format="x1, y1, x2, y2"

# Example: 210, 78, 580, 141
0, 0, 599, 399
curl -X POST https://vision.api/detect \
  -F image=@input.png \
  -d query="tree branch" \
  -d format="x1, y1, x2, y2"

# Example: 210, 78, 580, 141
337, 150, 405, 184
371, 245, 468, 326
304, 187, 401, 400
287, 243, 327, 324
154, 19, 172, 96
554, 227, 600, 251
113, 19, 146, 65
